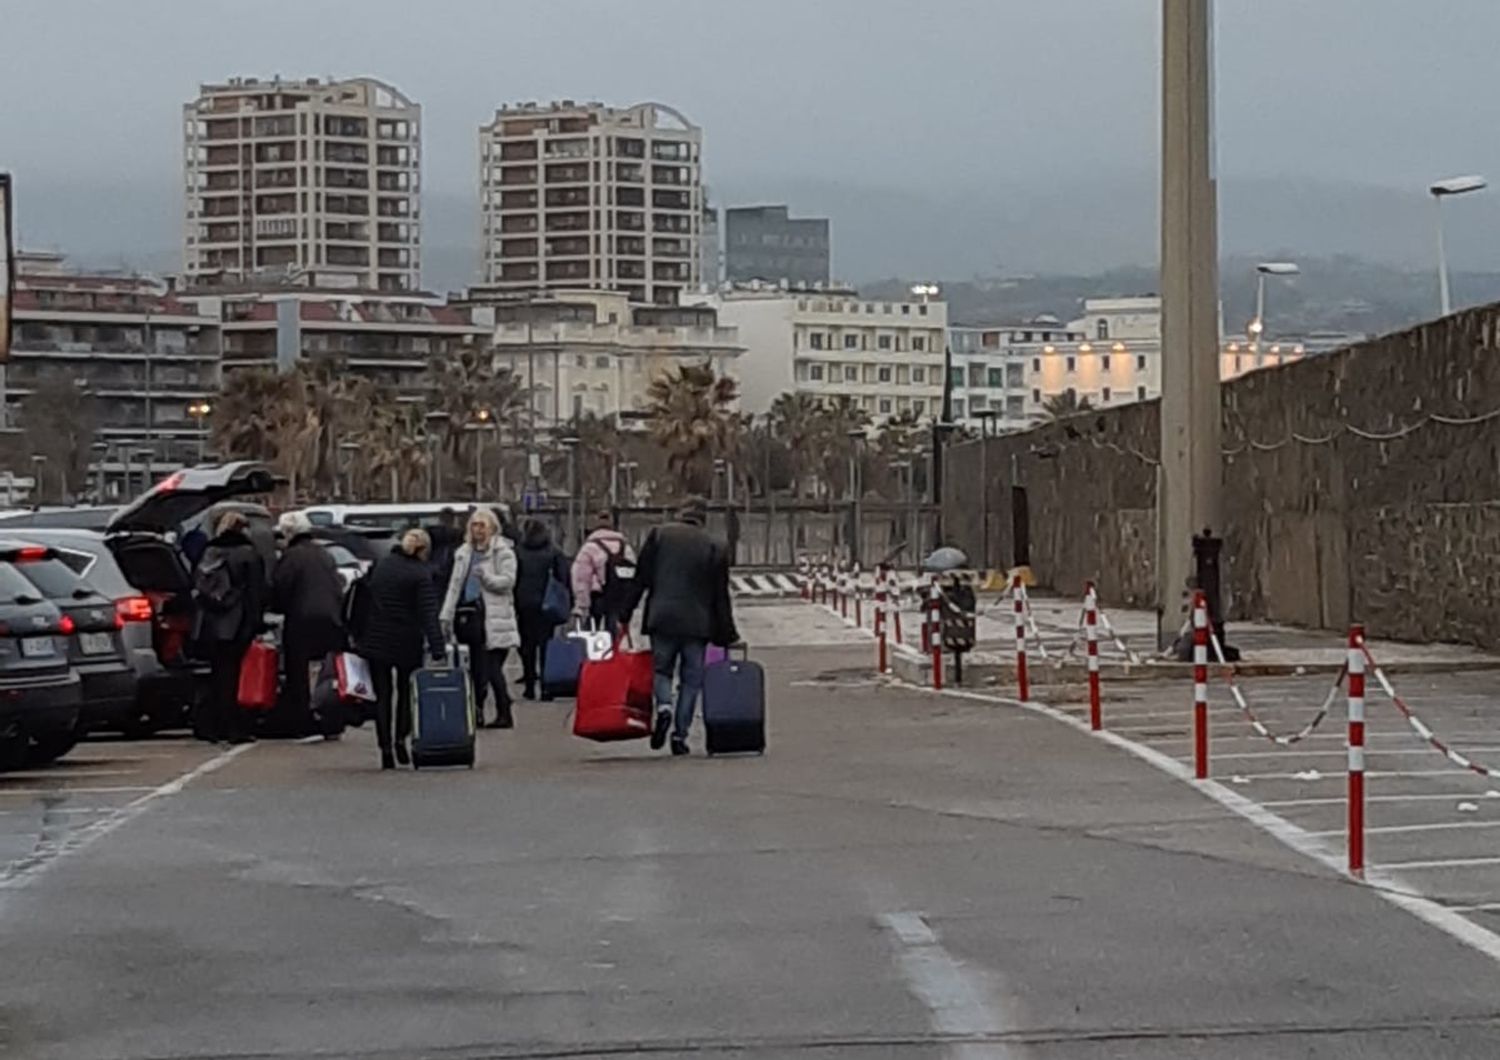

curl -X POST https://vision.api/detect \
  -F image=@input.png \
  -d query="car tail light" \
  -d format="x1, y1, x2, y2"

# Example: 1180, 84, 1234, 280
13, 547, 48, 561
116, 596, 153, 624
58, 615, 75, 635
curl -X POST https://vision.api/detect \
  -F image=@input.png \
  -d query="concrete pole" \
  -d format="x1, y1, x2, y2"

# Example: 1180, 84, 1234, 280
1157, 0, 1222, 648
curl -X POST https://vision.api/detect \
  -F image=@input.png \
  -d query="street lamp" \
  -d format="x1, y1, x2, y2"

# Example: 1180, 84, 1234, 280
29, 454, 47, 505
846, 428, 866, 566
472, 408, 492, 501
1430, 174, 1487, 316
187, 400, 212, 464
1251, 262, 1299, 353
560, 434, 581, 549
973, 409, 1000, 572
910, 282, 941, 303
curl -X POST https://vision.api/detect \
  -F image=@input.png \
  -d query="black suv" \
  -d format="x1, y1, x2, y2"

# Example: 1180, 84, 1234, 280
0, 557, 82, 768
1, 542, 136, 758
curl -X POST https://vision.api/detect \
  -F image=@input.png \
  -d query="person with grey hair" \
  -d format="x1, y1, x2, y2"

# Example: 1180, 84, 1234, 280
194, 508, 269, 744
352, 528, 445, 769
271, 510, 346, 737
439, 506, 519, 728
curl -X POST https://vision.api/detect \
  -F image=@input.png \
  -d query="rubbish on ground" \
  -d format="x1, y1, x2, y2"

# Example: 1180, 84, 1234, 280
1293, 769, 1323, 781
1230, 775, 1250, 785
1458, 802, 1480, 813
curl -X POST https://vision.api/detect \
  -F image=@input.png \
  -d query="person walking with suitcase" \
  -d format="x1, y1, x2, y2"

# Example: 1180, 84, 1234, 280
514, 519, 571, 700
626, 498, 737, 757
439, 507, 519, 729
352, 529, 445, 769
194, 509, 269, 745
570, 510, 635, 636
270, 511, 347, 738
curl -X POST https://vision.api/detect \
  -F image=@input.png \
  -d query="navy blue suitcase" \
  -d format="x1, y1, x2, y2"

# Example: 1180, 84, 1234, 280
701, 647, 766, 756
542, 634, 587, 699
409, 651, 475, 769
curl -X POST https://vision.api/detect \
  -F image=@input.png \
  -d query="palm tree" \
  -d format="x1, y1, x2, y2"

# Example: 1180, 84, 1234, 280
811, 396, 871, 501
1042, 391, 1095, 420
212, 368, 319, 498
872, 410, 925, 500
768, 392, 823, 498
17, 374, 99, 502
644, 363, 740, 498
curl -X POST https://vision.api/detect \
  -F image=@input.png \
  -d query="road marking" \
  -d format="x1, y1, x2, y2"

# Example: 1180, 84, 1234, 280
0, 744, 253, 896
0, 769, 144, 781
1308, 820, 1500, 838
1202, 768, 1460, 781
876, 911, 1023, 1060
1448, 902, 1500, 913
1264, 792, 1500, 808
1204, 747, 1500, 762
1377, 856, 1500, 871
0, 786, 154, 797
940, 688, 1500, 967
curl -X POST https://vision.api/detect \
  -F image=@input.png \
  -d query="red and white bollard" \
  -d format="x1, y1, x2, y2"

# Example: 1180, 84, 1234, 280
1012, 574, 1030, 702
1348, 624, 1366, 876
1084, 581, 1101, 731
928, 574, 943, 691
799, 559, 810, 600
853, 563, 863, 629
893, 581, 904, 647
839, 566, 850, 621
875, 568, 889, 674
1192, 591, 1209, 780
920, 577, 933, 654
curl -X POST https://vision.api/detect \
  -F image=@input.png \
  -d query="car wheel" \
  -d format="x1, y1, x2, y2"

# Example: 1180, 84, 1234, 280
26, 732, 80, 767
120, 713, 158, 740
0, 736, 28, 772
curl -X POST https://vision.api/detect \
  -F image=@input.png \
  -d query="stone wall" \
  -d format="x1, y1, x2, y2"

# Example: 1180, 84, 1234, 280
945, 304, 1500, 646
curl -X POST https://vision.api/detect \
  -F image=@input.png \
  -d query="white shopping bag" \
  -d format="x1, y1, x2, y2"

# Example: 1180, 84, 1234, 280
335, 652, 377, 702
568, 625, 613, 662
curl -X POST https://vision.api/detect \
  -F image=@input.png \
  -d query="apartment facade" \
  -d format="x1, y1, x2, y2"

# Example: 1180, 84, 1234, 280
6, 252, 220, 494
723, 205, 830, 286
461, 289, 741, 427
478, 101, 702, 306
949, 317, 1082, 431
183, 76, 422, 292
685, 283, 947, 421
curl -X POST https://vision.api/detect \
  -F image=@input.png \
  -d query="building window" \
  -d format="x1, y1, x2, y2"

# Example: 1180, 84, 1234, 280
810, 332, 825, 350
1066, 356, 1076, 372
1097, 319, 1109, 340
901, 305, 910, 315
595, 355, 611, 368
1103, 387, 1112, 403
913, 399, 926, 415
987, 367, 1004, 388
845, 365, 858, 382
912, 366, 926, 384
1007, 364, 1023, 388
912, 335, 925, 351
810, 364, 824, 381
844, 333, 858, 349
878, 335, 892, 351
1137, 355, 1147, 370
879, 398, 893, 415
883, 304, 893, 315
918, 304, 928, 316
878, 366, 892, 383
1138, 385, 1147, 400
1102, 354, 1111, 371
1032, 357, 1040, 372
1032, 388, 1041, 403
952, 399, 965, 419
1022, 331, 1033, 342
970, 396, 987, 411
576, 354, 588, 368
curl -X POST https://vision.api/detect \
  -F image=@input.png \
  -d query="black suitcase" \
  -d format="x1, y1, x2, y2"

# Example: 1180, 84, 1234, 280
701, 646, 766, 756
409, 650, 476, 769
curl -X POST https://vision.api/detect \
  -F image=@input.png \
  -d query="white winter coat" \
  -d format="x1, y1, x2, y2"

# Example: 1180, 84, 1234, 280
440, 539, 520, 649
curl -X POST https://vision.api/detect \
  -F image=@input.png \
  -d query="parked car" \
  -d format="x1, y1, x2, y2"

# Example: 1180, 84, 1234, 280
0, 557, 82, 768
3, 528, 186, 735
0, 506, 120, 531
0, 541, 136, 757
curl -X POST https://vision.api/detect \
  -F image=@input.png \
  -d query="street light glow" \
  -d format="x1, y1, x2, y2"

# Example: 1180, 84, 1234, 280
1256, 262, 1300, 276
1430, 175, 1488, 197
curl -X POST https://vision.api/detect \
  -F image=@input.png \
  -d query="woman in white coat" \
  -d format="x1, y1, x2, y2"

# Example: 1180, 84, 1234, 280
440, 507, 520, 728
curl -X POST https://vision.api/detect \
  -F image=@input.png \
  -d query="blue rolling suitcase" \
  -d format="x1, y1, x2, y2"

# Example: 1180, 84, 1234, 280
701, 645, 766, 756
409, 650, 476, 769
542, 633, 587, 699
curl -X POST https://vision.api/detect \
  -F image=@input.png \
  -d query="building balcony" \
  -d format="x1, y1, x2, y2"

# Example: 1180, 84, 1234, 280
499, 215, 537, 234
544, 212, 591, 233
499, 166, 538, 186
544, 164, 590, 185
545, 238, 590, 257
651, 191, 692, 211
325, 170, 370, 190
253, 171, 298, 189
499, 141, 538, 161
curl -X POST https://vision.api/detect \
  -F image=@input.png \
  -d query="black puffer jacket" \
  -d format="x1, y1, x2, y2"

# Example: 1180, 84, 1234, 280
355, 549, 445, 671
514, 522, 569, 614
196, 529, 268, 646
272, 535, 345, 637
628, 520, 737, 644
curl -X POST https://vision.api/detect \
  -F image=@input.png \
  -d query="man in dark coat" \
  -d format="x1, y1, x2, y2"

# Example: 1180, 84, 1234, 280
627, 497, 736, 756
271, 511, 347, 737
426, 507, 464, 591
352, 528, 445, 769
195, 509, 269, 745
513, 518, 571, 700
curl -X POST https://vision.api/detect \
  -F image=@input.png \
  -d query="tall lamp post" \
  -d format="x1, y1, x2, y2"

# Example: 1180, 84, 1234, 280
1251, 262, 1299, 355
911, 282, 946, 549
187, 399, 212, 465
847, 428, 866, 566
472, 408, 492, 501
973, 409, 999, 572
1430, 175, 1487, 317
561, 434, 580, 550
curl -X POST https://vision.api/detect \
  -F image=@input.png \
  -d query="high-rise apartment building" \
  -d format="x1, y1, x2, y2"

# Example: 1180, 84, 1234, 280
478, 101, 702, 306
183, 76, 422, 292
724, 205, 830, 286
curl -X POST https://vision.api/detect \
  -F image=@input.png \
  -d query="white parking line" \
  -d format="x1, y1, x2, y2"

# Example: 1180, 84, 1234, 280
1265, 792, 1500, 808
1208, 768, 1462, 781
1309, 820, 1500, 838
0, 786, 154, 797
1205, 747, 1500, 762
1377, 856, 1500, 871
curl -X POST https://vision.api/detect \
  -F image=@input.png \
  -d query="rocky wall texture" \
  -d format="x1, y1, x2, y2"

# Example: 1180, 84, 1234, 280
945, 304, 1500, 646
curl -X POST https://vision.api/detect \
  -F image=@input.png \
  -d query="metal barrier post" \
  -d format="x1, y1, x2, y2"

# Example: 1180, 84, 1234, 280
1013, 574, 1030, 702
1348, 624, 1366, 876
929, 575, 943, 691
1085, 581, 1102, 731
875, 569, 889, 674
1193, 591, 1209, 779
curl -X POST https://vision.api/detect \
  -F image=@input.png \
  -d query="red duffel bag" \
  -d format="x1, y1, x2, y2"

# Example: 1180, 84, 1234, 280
573, 634, 654, 742
237, 638, 279, 710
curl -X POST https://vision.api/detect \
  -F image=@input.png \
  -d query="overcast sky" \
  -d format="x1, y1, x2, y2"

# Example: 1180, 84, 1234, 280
5, 0, 1500, 277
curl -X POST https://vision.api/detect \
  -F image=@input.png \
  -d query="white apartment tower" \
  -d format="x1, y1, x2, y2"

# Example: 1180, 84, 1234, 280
479, 100, 702, 306
183, 76, 422, 292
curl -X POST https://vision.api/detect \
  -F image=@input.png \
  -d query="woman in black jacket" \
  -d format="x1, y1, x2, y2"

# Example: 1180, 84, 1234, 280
513, 519, 570, 700
351, 529, 445, 769
196, 510, 269, 745
271, 511, 347, 738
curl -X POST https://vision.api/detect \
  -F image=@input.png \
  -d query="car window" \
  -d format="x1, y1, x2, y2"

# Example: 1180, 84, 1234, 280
0, 562, 48, 603
51, 547, 97, 578
52, 547, 132, 598
12, 556, 99, 599
322, 543, 358, 567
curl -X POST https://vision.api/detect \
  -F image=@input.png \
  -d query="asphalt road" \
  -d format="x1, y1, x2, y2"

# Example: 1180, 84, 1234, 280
3, 629, 1500, 1058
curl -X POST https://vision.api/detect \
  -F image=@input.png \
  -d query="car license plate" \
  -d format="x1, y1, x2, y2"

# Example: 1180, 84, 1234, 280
79, 632, 114, 656
21, 637, 55, 658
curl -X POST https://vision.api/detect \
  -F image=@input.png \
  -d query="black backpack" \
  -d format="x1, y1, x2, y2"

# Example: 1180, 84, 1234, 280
596, 540, 636, 617
195, 548, 240, 613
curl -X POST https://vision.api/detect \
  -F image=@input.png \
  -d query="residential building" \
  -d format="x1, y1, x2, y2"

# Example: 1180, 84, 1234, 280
183, 76, 422, 292
7, 252, 220, 493
1023, 296, 1163, 418
949, 317, 1081, 430
700, 201, 722, 286
723, 205, 830, 286
684, 283, 947, 421
180, 280, 489, 403
478, 100, 702, 306
460, 288, 742, 427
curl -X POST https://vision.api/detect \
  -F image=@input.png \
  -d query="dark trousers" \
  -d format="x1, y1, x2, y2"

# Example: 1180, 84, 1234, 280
517, 608, 553, 694
205, 641, 250, 742
469, 645, 512, 721
283, 621, 344, 735
371, 662, 415, 753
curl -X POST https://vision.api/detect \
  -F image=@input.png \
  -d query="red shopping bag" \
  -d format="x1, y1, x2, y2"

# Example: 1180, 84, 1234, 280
237, 639, 279, 710
573, 634, 654, 742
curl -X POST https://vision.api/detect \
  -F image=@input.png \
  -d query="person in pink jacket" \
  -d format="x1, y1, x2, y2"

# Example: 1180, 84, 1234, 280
570, 511, 637, 635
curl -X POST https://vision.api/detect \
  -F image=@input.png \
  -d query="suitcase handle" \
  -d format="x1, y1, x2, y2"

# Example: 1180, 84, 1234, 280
717, 641, 749, 661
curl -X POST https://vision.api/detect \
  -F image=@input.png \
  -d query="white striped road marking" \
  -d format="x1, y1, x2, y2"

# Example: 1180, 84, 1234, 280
1310, 819, 1500, 838
0, 786, 154, 797
1193, 768, 1461, 781
0, 743, 253, 896
1376, 856, 1500, 871
0, 769, 144, 781
1201, 747, 1500, 762
1264, 792, 1500, 808
1447, 902, 1500, 913
937, 687, 1500, 967
876, 911, 1023, 1060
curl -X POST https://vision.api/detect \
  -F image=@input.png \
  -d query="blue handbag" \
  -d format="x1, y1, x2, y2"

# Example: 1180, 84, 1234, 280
541, 571, 571, 625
